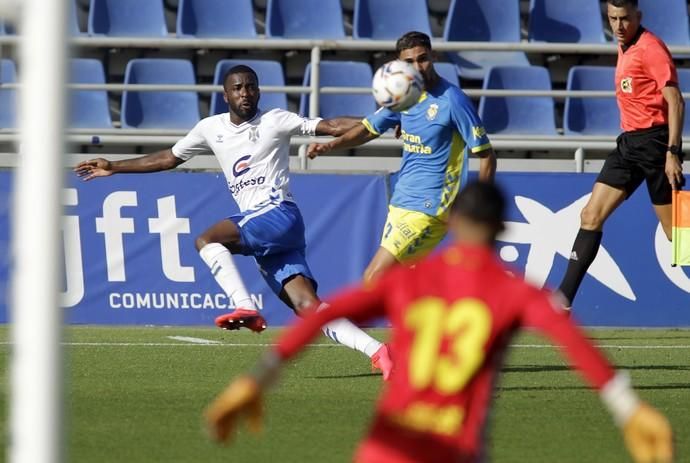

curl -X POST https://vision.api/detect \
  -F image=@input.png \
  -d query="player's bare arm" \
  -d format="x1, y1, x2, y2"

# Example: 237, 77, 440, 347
315, 117, 364, 137
525, 290, 674, 463
307, 123, 377, 159
206, 284, 383, 443
74, 149, 185, 181
662, 85, 685, 189
476, 147, 497, 183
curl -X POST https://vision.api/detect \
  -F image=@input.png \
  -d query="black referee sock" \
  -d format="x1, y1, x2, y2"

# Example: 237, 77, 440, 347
558, 229, 603, 307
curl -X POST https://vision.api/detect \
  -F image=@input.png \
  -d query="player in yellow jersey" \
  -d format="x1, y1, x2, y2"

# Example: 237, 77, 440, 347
308, 31, 497, 282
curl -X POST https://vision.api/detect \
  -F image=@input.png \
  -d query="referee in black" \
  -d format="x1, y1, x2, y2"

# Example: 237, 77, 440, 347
559, 0, 685, 312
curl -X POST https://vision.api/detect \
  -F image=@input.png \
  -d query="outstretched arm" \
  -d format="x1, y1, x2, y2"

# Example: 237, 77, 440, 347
315, 117, 365, 137
523, 292, 674, 463
74, 149, 185, 181
205, 279, 388, 443
307, 123, 378, 159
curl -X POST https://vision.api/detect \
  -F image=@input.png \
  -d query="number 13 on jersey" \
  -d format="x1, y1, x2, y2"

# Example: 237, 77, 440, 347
405, 297, 492, 394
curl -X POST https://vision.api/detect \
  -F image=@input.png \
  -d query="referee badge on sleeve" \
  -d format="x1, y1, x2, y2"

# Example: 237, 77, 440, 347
620, 77, 633, 93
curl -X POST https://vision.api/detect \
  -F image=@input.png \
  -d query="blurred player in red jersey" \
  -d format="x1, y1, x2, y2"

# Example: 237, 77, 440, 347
205, 182, 673, 463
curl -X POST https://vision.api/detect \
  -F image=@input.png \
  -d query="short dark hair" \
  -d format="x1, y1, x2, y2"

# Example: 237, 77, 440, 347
223, 65, 259, 90
396, 31, 432, 56
607, 0, 638, 7
450, 181, 506, 234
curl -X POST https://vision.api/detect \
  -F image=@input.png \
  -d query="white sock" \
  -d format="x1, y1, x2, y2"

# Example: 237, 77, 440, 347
199, 243, 256, 310
318, 304, 382, 357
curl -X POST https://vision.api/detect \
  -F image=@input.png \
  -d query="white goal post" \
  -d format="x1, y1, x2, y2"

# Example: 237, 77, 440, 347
7, 0, 67, 462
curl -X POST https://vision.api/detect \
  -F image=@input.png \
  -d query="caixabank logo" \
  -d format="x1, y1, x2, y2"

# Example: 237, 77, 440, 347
497, 192, 690, 303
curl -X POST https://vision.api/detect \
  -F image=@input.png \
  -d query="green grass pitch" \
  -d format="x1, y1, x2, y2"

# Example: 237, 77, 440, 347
0, 327, 688, 462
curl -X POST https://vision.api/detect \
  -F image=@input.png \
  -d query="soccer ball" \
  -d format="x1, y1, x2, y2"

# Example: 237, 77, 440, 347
372, 60, 424, 112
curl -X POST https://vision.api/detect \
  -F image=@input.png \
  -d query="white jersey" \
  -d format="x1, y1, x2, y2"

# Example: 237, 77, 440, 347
172, 109, 321, 212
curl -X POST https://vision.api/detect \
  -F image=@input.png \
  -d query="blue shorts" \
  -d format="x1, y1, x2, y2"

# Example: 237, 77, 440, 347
229, 201, 317, 296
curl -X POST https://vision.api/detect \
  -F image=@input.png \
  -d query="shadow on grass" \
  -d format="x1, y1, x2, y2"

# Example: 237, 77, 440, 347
502, 364, 690, 373
590, 336, 690, 341
497, 383, 689, 392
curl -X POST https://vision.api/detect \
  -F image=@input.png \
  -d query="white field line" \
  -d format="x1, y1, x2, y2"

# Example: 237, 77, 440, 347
166, 336, 221, 345
513, 344, 690, 349
0, 341, 689, 349
0, 341, 337, 347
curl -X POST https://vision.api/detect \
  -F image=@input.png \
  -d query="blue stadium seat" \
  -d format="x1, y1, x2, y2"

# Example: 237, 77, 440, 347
266, 0, 345, 39
121, 59, 200, 129
299, 61, 376, 119
564, 66, 620, 136
353, 0, 432, 39
434, 62, 461, 88
0, 21, 14, 35
0, 59, 16, 129
529, 0, 606, 43
638, 0, 690, 47
210, 60, 288, 116
479, 66, 557, 135
70, 59, 112, 129
677, 69, 690, 135
70, 0, 82, 35
443, 0, 529, 80
89, 0, 167, 37
177, 0, 256, 38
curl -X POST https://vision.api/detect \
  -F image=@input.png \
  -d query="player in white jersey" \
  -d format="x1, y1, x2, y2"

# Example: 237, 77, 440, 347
75, 65, 393, 378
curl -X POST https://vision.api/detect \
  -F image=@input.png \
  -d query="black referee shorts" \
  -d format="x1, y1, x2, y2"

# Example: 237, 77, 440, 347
597, 125, 684, 205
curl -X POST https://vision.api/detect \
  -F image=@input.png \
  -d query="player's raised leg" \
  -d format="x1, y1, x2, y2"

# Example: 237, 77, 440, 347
196, 219, 266, 332
362, 208, 446, 375
558, 182, 627, 308
272, 261, 393, 380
